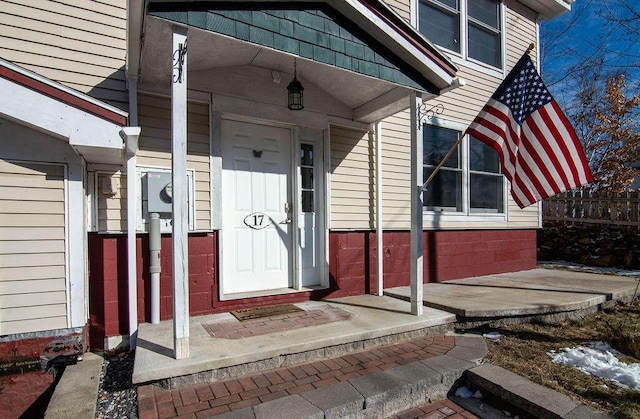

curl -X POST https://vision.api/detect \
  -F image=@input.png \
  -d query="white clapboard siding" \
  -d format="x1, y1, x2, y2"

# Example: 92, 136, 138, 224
0, 0, 128, 110
96, 93, 212, 232
96, 170, 126, 232
0, 278, 66, 294
384, 0, 411, 22
329, 125, 376, 230
0, 160, 67, 335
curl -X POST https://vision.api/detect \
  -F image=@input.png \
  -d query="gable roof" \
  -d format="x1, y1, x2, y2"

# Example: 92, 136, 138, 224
0, 58, 127, 164
146, 0, 457, 93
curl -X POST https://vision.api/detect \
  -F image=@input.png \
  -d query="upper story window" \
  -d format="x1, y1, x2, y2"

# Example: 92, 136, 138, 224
418, 0, 502, 69
423, 124, 505, 215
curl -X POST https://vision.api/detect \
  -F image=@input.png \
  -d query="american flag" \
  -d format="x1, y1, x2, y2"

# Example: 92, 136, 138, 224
465, 54, 593, 208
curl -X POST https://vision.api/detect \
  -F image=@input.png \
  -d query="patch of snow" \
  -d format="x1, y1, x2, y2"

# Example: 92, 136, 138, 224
588, 341, 622, 356
454, 386, 483, 399
548, 341, 640, 391
455, 386, 474, 398
483, 331, 503, 341
538, 260, 640, 278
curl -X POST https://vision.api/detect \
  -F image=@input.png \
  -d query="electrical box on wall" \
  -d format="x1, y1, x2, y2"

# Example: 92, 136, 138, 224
147, 172, 172, 213
139, 168, 193, 233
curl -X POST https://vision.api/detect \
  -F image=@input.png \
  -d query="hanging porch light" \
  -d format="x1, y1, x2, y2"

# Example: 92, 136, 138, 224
287, 59, 304, 110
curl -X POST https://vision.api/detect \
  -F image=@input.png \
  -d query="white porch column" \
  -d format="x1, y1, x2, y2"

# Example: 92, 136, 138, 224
409, 92, 424, 315
172, 25, 190, 359
375, 122, 384, 296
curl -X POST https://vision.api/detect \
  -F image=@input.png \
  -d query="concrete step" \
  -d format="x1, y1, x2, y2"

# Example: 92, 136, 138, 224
136, 333, 488, 418
198, 335, 488, 418
462, 363, 614, 419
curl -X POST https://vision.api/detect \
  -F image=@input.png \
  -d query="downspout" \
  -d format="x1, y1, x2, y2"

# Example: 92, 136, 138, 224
375, 122, 384, 296
126, 75, 140, 349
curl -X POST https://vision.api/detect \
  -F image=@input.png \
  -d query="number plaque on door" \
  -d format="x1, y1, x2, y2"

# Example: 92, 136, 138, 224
243, 212, 272, 230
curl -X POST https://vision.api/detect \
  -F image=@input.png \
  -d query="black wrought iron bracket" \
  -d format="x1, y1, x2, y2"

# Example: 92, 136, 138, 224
173, 40, 188, 84
416, 102, 444, 130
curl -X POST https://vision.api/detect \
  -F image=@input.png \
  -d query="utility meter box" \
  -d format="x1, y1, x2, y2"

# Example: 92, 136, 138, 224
147, 172, 173, 213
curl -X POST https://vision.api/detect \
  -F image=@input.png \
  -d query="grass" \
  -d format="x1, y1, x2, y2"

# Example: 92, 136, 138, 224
482, 299, 640, 418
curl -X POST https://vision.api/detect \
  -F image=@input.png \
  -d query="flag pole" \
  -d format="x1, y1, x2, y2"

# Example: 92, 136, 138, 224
422, 133, 464, 189
422, 43, 537, 190
526, 42, 535, 55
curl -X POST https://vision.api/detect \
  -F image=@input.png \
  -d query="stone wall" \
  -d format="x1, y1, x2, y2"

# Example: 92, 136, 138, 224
537, 222, 640, 268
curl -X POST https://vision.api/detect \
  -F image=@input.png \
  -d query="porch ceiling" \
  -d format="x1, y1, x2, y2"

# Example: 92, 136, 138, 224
136, 1, 458, 124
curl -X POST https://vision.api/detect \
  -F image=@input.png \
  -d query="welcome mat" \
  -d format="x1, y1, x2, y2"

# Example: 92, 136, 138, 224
202, 305, 352, 339
230, 304, 303, 322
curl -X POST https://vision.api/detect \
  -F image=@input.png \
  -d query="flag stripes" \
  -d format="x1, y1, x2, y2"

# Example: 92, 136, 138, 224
465, 54, 593, 208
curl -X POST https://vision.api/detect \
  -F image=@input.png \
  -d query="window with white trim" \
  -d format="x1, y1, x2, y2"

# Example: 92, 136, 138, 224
300, 143, 315, 213
422, 123, 505, 214
418, 0, 503, 69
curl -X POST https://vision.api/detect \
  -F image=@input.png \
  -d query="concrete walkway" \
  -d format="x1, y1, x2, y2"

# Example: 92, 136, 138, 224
133, 268, 639, 388
44, 352, 102, 419
386, 268, 638, 321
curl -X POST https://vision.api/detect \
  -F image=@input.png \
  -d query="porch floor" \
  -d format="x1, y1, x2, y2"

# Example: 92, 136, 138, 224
133, 294, 455, 385
384, 268, 639, 321
132, 268, 639, 386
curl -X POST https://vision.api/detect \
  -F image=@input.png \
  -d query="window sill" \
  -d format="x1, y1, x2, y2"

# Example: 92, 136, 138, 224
448, 55, 504, 79
423, 211, 507, 223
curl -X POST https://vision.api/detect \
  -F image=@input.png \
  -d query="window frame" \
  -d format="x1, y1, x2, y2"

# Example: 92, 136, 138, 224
416, 0, 505, 74
422, 119, 507, 222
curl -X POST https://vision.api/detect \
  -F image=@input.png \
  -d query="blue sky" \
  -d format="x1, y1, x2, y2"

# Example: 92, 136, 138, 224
539, 0, 640, 105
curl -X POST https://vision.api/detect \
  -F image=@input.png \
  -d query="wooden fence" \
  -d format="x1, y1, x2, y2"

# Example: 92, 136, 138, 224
543, 190, 640, 226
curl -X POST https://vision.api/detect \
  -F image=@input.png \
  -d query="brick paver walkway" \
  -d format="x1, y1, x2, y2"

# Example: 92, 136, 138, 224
392, 399, 479, 419
138, 334, 462, 418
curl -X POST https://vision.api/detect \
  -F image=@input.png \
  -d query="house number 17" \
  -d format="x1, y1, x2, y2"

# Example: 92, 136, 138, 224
243, 212, 271, 230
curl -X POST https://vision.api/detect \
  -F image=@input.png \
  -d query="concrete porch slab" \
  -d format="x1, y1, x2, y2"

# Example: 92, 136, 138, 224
385, 268, 639, 318
132, 295, 455, 385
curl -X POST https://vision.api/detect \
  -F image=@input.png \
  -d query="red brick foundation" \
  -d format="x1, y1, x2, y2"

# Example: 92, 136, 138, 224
88, 229, 536, 349
88, 232, 217, 350
330, 229, 537, 295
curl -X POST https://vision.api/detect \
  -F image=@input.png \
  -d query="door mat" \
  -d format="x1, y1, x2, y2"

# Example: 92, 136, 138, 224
230, 304, 303, 322
202, 305, 352, 339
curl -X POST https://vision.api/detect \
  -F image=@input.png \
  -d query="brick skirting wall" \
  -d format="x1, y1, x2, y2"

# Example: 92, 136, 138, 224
88, 229, 536, 349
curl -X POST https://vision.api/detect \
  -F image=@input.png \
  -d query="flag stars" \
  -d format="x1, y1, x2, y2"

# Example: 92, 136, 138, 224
496, 58, 553, 125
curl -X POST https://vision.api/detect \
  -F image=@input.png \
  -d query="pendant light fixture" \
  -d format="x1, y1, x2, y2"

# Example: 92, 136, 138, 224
287, 59, 304, 111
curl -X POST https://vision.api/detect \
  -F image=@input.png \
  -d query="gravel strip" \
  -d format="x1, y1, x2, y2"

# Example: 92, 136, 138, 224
96, 350, 137, 419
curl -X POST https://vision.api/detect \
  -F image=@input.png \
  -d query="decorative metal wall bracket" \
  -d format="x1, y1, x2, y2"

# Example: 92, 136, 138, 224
173, 40, 188, 84
416, 102, 444, 129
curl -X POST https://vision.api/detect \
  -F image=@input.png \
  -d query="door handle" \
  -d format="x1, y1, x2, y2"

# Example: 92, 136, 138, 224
279, 217, 292, 224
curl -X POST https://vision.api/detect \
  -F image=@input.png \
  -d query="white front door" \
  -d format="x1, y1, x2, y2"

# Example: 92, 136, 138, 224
221, 120, 292, 295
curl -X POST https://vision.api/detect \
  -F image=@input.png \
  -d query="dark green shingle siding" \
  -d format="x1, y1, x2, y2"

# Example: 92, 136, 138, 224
148, 5, 434, 92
